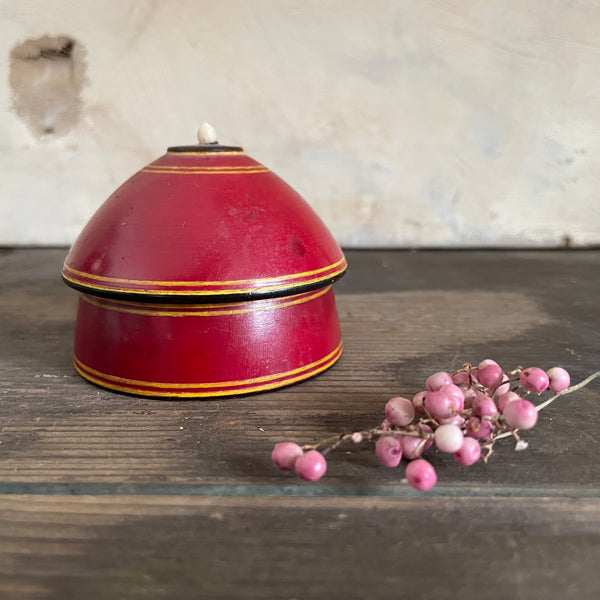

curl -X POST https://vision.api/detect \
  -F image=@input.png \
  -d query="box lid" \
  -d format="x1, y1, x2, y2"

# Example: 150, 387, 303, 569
62, 125, 346, 302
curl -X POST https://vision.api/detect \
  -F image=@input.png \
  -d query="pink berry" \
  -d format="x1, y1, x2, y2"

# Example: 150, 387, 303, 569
424, 390, 455, 420
400, 425, 433, 460
295, 450, 327, 481
439, 384, 465, 411
463, 387, 478, 409
465, 416, 493, 440
520, 367, 549, 394
502, 399, 538, 430
385, 396, 415, 427
497, 391, 520, 413
477, 362, 504, 390
375, 436, 403, 467
495, 374, 510, 397
547, 367, 570, 393
405, 459, 437, 491
434, 424, 464, 453
412, 391, 428, 415
469, 360, 495, 385
453, 437, 481, 466
472, 393, 498, 418
479, 358, 500, 368
438, 414, 465, 427
452, 371, 471, 385
426, 371, 453, 392
272, 442, 303, 471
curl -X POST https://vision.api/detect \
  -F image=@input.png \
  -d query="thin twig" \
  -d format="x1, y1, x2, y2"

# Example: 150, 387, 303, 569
307, 427, 425, 453
535, 370, 600, 411
494, 370, 600, 441
304, 370, 599, 457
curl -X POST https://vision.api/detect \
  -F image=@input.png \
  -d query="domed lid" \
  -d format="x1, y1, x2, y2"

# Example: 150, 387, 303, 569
62, 125, 346, 302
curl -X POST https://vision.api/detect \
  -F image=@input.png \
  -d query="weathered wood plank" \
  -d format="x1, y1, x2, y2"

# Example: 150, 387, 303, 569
0, 494, 599, 600
1, 249, 599, 599
0, 249, 599, 490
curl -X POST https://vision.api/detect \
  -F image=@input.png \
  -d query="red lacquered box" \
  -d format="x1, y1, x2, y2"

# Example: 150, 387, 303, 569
62, 130, 347, 398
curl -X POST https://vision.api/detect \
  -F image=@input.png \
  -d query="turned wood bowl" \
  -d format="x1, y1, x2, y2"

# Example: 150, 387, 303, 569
62, 128, 346, 398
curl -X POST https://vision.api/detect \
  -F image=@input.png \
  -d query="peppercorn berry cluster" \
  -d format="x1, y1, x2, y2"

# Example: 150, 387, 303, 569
272, 361, 575, 491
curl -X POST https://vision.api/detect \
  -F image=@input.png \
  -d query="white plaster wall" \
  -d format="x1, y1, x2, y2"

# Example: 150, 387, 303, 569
1, 0, 599, 247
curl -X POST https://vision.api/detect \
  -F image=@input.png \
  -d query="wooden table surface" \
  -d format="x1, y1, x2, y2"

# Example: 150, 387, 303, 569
1, 248, 599, 599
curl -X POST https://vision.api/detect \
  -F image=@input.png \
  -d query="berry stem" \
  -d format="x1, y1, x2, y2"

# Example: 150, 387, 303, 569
306, 428, 424, 454
274, 364, 598, 491
534, 369, 600, 412
494, 370, 600, 441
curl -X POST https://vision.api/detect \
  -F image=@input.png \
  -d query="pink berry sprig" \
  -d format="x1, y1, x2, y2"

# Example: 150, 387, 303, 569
271, 362, 599, 491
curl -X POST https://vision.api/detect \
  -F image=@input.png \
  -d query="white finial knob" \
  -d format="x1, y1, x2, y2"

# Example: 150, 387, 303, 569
197, 123, 217, 145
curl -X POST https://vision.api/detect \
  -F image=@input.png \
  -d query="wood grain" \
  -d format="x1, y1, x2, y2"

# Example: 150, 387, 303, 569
0, 248, 599, 599
0, 494, 599, 600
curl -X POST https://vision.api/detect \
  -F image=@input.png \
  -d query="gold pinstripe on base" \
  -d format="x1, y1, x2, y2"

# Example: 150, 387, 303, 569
73, 343, 342, 397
